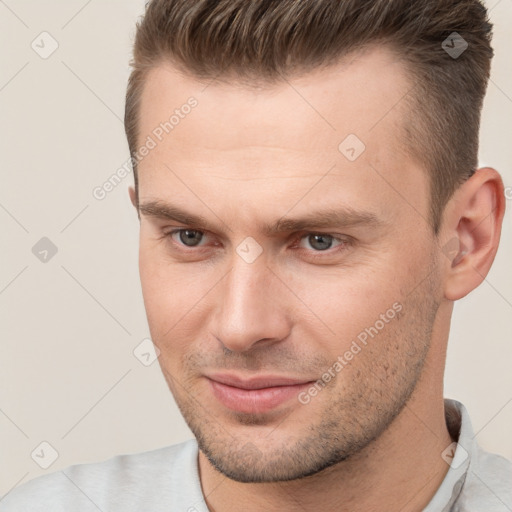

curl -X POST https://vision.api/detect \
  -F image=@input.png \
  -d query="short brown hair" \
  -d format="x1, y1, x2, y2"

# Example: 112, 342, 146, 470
124, 0, 493, 233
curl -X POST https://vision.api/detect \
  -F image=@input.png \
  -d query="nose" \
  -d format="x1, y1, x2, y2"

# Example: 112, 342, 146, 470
211, 255, 292, 353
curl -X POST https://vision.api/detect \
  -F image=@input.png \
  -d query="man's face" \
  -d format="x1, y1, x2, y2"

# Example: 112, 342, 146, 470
135, 46, 444, 482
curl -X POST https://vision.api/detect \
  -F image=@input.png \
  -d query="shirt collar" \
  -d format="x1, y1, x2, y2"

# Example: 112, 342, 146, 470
423, 399, 476, 511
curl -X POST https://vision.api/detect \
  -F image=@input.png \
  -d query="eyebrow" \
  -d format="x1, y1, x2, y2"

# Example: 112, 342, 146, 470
138, 200, 383, 235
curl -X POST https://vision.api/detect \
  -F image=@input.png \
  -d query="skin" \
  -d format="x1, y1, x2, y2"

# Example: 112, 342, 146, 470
129, 44, 505, 511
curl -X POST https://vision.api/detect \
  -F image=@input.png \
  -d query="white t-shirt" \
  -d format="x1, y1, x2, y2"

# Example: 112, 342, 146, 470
1, 400, 511, 511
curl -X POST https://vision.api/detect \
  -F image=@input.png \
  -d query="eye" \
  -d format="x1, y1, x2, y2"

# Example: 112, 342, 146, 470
163, 228, 352, 261
168, 228, 207, 247
293, 232, 352, 261
298, 233, 343, 251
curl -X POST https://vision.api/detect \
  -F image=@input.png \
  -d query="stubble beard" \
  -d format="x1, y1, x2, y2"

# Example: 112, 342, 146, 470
161, 266, 442, 483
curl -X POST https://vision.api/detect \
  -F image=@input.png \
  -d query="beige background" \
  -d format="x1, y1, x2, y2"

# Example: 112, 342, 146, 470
1, 0, 511, 497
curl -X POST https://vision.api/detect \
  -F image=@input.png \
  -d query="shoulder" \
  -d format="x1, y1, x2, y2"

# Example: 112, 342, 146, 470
426, 400, 512, 512
0, 439, 201, 512
457, 444, 512, 511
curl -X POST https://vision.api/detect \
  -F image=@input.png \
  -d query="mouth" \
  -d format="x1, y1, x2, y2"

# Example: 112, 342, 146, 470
205, 373, 314, 414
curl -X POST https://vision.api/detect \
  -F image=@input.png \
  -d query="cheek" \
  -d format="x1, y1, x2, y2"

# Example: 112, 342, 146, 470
286, 262, 405, 340
138, 242, 216, 343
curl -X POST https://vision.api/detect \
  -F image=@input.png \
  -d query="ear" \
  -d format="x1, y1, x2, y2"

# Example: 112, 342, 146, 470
128, 186, 141, 220
129, 186, 138, 208
440, 167, 506, 301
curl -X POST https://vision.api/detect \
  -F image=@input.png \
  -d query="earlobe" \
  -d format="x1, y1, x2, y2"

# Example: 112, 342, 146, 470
442, 167, 505, 301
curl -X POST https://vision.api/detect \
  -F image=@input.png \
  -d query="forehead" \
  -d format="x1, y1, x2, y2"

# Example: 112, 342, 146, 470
135, 45, 428, 229
138, 45, 412, 151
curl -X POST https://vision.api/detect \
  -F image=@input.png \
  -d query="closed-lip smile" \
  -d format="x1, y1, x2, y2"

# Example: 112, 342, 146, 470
205, 373, 314, 413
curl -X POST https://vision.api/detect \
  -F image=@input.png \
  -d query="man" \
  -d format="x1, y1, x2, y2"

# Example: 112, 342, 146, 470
2, 0, 511, 510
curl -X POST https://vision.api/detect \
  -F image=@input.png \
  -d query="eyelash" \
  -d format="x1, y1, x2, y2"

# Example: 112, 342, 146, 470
162, 228, 352, 260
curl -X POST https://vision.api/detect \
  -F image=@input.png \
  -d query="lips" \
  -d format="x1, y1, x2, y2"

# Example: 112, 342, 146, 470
206, 373, 313, 414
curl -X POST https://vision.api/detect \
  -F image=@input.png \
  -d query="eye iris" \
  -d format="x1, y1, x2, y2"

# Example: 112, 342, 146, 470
179, 229, 203, 247
309, 234, 333, 251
